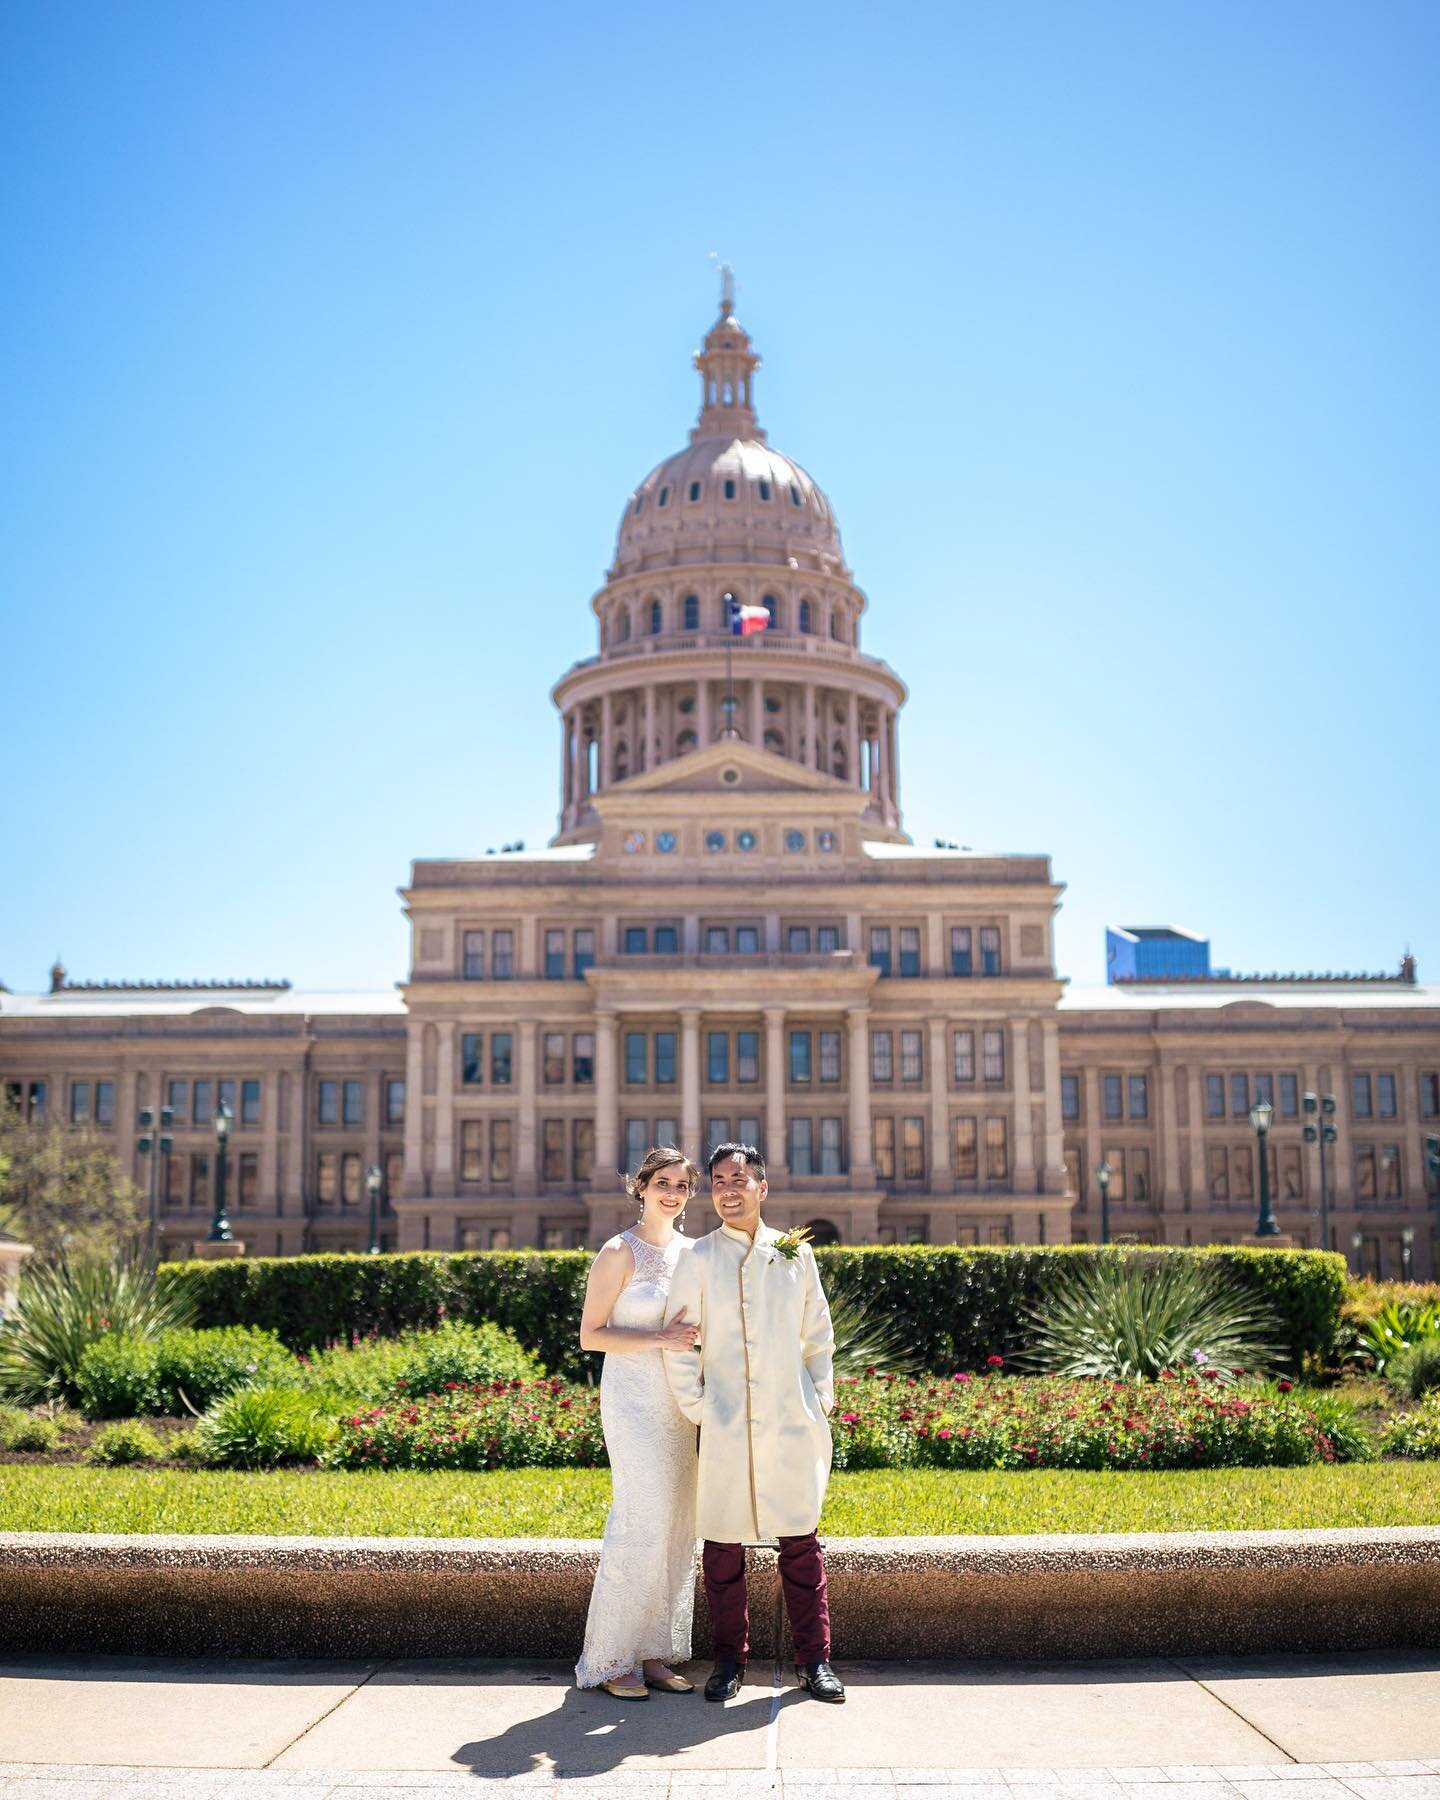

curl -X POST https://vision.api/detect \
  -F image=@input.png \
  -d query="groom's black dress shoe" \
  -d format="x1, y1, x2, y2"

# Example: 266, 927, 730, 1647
704, 1661, 746, 1702
795, 1661, 846, 1703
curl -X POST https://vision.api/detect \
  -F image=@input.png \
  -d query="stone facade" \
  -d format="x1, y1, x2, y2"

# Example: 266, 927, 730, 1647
3, 291, 1437, 1277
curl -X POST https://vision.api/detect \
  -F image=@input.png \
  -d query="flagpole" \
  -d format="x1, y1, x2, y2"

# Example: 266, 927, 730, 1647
723, 593, 735, 738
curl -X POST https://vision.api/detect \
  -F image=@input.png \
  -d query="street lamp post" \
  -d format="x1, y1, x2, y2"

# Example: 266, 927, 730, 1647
1351, 1228, 1366, 1276
1401, 1226, 1415, 1281
1248, 1098, 1280, 1237
1093, 1159, 1113, 1246
1302, 1091, 1338, 1252
207, 1102, 233, 1242
365, 1164, 382, 1256
136, 1104, 175, 1265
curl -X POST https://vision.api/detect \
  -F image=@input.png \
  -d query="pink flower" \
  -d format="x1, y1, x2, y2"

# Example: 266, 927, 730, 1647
986, 1355, 1005, 1369
937, 1428, 952, 1440
840, 1412, 860, 1424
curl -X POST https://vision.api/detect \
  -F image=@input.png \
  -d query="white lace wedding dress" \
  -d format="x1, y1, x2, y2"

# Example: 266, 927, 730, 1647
574, 1228, 698, 1688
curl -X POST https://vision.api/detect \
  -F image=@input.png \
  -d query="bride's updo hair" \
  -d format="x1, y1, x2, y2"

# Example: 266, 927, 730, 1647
624, 1144, 699, 1207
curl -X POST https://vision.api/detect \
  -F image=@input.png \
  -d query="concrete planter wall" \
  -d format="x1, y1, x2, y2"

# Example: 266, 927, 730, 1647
2, 1528, 1438, 1661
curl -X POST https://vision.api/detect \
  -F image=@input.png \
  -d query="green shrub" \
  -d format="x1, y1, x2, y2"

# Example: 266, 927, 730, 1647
0, 1253, 199, 1404
1289, 1387, 1375, 1462
327, 1377, 606, 1472
165, 1428, 201, 1461
293, 1335, 416, 1406
1388, 1338, 1440, 1401
75, 1334, 164, 1419
388, 1320, 543, 1396
87, 1421, 164, 1465
160, 1244, 1345, 1379
153, 1326, 297, 1413
4, 1413, 61, 1452
194, 1385, 335, 1469
1017, 1257, 1283, 1383
1380, 1394, 1440, 1459
0, 1402, 31, 1447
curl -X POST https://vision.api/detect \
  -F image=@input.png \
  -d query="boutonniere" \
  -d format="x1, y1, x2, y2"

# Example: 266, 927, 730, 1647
768, 1226, 813, 1264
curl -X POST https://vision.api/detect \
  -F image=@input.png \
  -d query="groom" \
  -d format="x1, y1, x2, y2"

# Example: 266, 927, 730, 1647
662, 1142, 845, 1704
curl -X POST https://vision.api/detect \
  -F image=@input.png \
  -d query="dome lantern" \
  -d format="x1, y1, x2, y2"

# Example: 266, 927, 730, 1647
691, 265, 764, 445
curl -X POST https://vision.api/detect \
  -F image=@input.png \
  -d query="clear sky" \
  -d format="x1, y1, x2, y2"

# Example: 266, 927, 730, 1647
3, 0, 1435, 995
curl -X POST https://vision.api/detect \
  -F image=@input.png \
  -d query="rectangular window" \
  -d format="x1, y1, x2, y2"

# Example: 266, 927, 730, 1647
819, 1116, 844, 1175
736, 1031, 759, 1083
1279, 1073, 1299, 1117
316, 1151, 338, 1204
192, 1079, 213, 1127
1202, 1073, 1223, 1118
789, 1031, 812, 1082
902, 1116, 925, 1180
1352, 1074, 1372, 1118
573, 928, 595, 976
217, 1078, 237, 1121
787, 925, 811, 953
70, 1081, 90, 1124
1128, 1074, 1148, 1120
873, 1116, 895, 1179
738, 1115, 761, 1148
95, 1080, 114, 1126
187, 1151, 208, 1208
543, 1033, 565, 1085
573, 1033, 595, 1085
655, 923, 680, 954
952, 1030, 975, 1083
544, 929, 566, 979
491, 1034, 513, 1085
899, 1030, 922, 1083
624, 926, 647, 954
819, 1030, 842, 1083
1377, 1073, 1397, 1118
384, 1149, 403, 1195
898, 927, 921, 977
238, 1152, 258, 1206
241, 1079, 261, 1125
707, 1032, 729, 1084
868, 927, 892, 977
1279, 1143, 1304, 1199
982, 1029, 1005, 1084
951, 926, 972, 976
624, 1118, 647, 1174
789, 1117, 814, 1175
1254, 1073, 1274, 1109
816, 925, 840, 953
318, 1080, 338, 1124
871, 1031, 894, 1084
492, 930, 514, 978
1381, 1145, 1402, 1198
463, 930, 484, 979
1230, 1072, 1250, 1117
490, 1119, 512, 1183
461, 1035, 483, 1085
979, 927, 1002, 976
952, 1117, 978, 1179
654, 1116, 678, 1148
706, 1117, 731, 1157
654, 1031, 677, 1086
1103, 1074, 1123, 1120
735, 925, 760, 954
1421, 1072, 1440, 1118
1103, 1145, 1127, 1202
1206, 1145, 1229, 1201
1061, 1074, 1080, 1121
26, 1081, 47, 1122
342, 1153, 362, 1205
1232, 1144, 1254, 1200
624, 1032, 647, 1084
342, 1080, 363, 1125
705, 926, 730, 954
572, 1118, 594, 1183
542, 1119, 565, 1181
985, 1117, 1008, 1180
168, 1079, 189, 1121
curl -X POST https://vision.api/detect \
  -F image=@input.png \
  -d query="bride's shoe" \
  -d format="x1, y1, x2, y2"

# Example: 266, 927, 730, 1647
600, 1674, 649, 1700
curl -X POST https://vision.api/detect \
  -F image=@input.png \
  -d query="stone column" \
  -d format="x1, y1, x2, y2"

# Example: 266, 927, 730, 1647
600, 691, 613, 790
680, 1007, 702, 1161
1012, 1022, 1034, 1189
1326, 1059, 1355, 1206
1186, 1066, 1206, 1206
927, 1015, 952, 1193
805, 684, 818, 768
765, 1006, 788, 1176
1041, 1018, 1065, 1187
926, 914, 944, 977
567, 714, 582, 819
642, 685, 654, 772
433, 1022, 455, 1191
886, 710, 900, 816
750, 678, 764, 747
848, 1005, 875, 1186
516, 1021, 538, 1195
285, 1060, 309, 1217
696, 680, 710, 749
1158, 1059, 1181, 1210
847, 689, 860, 785
591, 1012, 619, 1188
1083, 1067, 1102, 1198
560, 713, 571, 820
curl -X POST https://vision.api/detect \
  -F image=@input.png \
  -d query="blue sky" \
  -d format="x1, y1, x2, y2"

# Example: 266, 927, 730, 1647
2, 0, 1435, 993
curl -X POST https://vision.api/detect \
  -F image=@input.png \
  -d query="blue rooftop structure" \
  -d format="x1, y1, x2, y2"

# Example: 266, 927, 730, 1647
1106, 925, 1211, 984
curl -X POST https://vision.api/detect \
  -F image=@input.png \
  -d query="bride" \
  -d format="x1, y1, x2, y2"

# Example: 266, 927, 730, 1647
574, 1145, 701, 1699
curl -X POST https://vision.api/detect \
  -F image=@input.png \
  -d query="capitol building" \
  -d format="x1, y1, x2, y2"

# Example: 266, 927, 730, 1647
3, 292, 1438, 1280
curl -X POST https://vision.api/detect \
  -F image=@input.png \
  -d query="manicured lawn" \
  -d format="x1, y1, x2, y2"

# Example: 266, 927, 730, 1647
0, 1461, 1435, 1538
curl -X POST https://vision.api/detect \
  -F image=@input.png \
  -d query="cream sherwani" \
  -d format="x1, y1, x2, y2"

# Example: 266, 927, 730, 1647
663, 1221, 835, 1544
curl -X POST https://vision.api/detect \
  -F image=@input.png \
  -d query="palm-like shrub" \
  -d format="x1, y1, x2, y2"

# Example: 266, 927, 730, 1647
193, 1384, 335, 1468
826, 1291, 925, 1379
1019, 1255, 1284, 1384
0, 1254, 197, 1404
1389, 1337, 1440, 1401
1358, 1299, 1440, 1376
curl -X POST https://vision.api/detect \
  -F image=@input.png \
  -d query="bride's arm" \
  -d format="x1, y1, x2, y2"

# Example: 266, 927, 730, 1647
662, 1250, 705, 1423
579, 1241, 696, 1355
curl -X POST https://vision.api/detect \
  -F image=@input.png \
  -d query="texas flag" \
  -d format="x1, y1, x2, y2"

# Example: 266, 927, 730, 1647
730, 603, 770, 637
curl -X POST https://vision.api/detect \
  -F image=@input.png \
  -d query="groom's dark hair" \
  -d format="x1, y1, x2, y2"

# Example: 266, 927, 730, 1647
706, 1141, 766, 1179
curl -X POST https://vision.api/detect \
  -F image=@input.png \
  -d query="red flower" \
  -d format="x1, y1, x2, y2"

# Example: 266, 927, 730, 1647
986, 1355, 1005, 1369
937, 1428, 952, 1440
1277, 1378, 1293, 1393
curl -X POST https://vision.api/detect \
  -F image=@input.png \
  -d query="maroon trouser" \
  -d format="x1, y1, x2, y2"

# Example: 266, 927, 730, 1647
702, 1533, 831, 1664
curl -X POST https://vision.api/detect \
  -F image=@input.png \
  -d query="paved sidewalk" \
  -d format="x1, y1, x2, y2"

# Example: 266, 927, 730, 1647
0, 1651, 1438, 1799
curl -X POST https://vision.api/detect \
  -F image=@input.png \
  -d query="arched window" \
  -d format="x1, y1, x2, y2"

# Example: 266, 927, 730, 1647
648, 599, 662, 635
804, 1218, 842, 1246
586, 738, 598, 790
658, 486, 669, 508
683, 594, 699, 631
633, 495, 643, 515
688, 480, 701, 501
789, 484, 802, 507
614, 742, 629, 781
758, 479, 771, 501
829, 611, 841, 641
618, 609, 631, 642
764, 729, 785, 753
763, 594, 778, 627
676, 729, 697, 755
723, 478, 736, 500
799, 599, 813, 634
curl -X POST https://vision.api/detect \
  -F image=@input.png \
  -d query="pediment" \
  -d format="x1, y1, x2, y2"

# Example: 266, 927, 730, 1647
598, 741, 854, 803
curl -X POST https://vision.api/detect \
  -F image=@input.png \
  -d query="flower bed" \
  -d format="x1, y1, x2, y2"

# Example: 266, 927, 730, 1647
328, 1377, 607, 1471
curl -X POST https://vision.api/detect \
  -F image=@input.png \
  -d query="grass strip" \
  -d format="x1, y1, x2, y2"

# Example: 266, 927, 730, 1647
0, 1462, 1435, 1539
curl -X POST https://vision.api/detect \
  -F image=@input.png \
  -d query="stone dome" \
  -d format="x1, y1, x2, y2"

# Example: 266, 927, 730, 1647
610, 305, 847, 578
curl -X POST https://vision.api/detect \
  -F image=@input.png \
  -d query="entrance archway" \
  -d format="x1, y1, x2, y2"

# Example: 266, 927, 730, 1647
804, 1217, 841, 1246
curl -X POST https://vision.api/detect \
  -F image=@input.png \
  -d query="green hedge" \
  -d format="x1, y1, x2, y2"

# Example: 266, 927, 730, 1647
159, 1243, 1345, 1380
